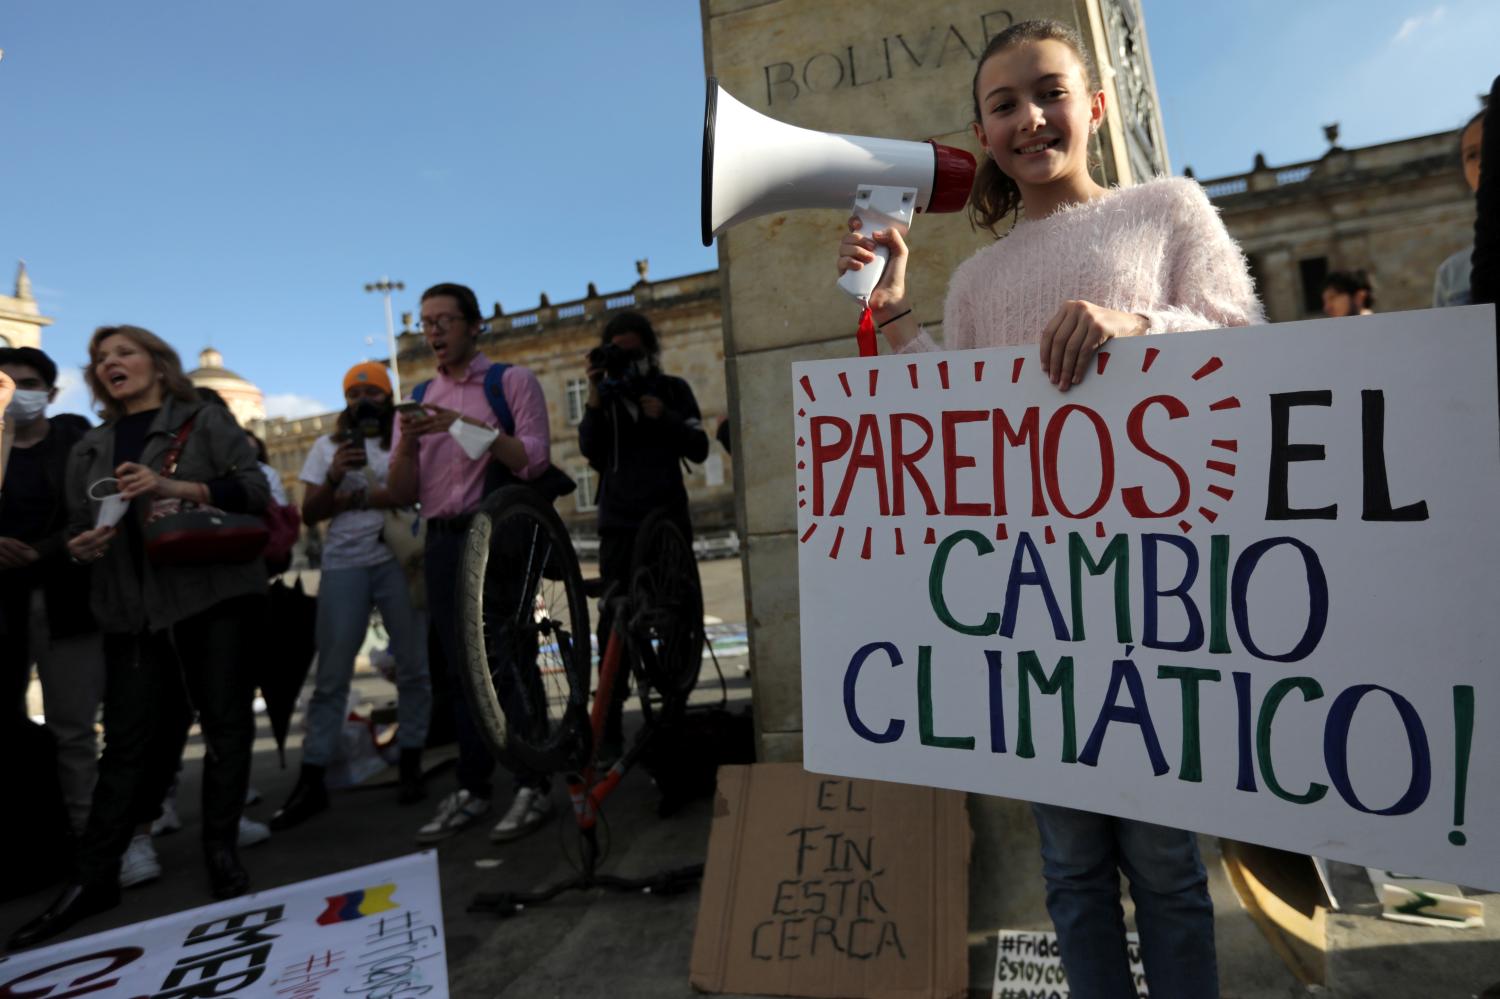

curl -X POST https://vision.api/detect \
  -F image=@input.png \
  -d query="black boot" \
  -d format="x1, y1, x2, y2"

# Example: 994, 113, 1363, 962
204, 841, 249, 900
269, 764, 328, 830
7, 880, 120, 951
398, 748, 425, 805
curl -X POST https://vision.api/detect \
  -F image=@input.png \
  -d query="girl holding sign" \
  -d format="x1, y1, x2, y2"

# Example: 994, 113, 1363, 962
837, 19, 1262, 999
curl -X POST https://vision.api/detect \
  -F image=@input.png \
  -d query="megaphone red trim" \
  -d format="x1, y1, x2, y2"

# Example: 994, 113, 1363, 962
927, 141, 977, 214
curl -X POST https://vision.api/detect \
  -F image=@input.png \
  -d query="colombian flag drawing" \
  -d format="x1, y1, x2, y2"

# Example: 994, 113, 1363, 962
316, 883, 399, 925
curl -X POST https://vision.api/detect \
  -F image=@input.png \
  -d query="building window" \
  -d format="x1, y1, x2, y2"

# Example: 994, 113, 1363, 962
574, 463, 597, 513
1299, 256, 1328, 315
565, 378, 589, 425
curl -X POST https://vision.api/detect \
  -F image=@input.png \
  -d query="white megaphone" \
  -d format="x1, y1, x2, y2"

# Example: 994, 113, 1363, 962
701, 78, 976, 303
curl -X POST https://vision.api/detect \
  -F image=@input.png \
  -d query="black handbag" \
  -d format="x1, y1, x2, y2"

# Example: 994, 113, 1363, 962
143, 416, 269, 566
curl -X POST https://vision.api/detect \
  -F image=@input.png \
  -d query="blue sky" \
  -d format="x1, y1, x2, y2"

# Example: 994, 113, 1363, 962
3, 1, 1493, 419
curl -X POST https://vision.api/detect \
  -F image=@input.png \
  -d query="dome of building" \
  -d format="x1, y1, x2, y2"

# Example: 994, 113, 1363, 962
188, 346, 266, 427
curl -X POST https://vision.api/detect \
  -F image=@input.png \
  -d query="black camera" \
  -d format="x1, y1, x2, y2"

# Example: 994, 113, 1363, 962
588, 342, 648, 403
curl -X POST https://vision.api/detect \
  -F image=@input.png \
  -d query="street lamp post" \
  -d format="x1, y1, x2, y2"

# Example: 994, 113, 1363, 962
364, 276, 406, 399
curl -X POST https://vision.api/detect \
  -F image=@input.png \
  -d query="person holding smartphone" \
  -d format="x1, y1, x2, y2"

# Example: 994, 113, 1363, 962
269, 363, 431, 829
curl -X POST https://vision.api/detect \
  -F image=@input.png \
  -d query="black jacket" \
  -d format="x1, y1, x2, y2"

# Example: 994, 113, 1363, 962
578, 372, 709, 531
0, 414, 97, 639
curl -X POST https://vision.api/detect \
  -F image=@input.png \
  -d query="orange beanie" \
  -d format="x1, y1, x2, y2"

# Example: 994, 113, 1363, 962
343, 362, 392, 396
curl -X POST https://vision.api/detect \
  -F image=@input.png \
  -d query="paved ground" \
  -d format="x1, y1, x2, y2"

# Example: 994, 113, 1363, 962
5, 556, 1499, 997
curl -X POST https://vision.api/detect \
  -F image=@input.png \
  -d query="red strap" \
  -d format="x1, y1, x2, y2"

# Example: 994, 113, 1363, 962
856, 304, 877, 358
158, 416, 197, 479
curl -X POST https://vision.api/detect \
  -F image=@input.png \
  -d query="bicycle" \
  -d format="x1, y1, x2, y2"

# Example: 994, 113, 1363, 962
455, 485, 707, 914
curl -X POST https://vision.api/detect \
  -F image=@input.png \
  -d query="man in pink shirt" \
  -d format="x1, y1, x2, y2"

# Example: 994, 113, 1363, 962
388, 282, 556, 845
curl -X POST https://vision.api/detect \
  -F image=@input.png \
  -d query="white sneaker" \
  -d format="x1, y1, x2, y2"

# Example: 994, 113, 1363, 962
151, 797, 182, 837
489, 787, 555, 843
238, 816, 271, 847
415, 790, 491, 844
120, 833, 162, 888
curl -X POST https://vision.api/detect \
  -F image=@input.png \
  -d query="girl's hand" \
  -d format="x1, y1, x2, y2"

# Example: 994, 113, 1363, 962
115, 461, 166, 500
68, 525, 117, 564
1040, 301, 1150, 392
837, 217, 910, 317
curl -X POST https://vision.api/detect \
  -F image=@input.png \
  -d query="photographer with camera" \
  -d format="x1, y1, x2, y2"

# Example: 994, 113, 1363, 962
578, 311, 709, 760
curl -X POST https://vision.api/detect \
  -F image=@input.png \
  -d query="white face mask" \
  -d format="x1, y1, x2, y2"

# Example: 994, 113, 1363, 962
6, 389, 49, 422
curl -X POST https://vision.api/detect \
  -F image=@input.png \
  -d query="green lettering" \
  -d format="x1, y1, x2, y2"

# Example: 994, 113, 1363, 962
1067, 532, 1132, 643
1016, 651, 1076, 763
1256, 677, 1328, 804
928, 531, 1001, 635
918, 646, 975, 749
1158, 666, 1221, 782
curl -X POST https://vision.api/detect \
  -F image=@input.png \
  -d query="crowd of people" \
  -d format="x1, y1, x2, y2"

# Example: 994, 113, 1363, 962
1, 17, 1494, 994
0, 284, 710, 952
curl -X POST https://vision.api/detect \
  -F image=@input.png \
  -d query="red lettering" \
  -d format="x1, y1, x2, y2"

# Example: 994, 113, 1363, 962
941, 410, 991, 515
1122, 395, 1191, 517
810, 416, 852, 516
830, 414, 890, 516
1043, 405, 1115, 518
993, 406, 1045, 516
890, 413, 938, 515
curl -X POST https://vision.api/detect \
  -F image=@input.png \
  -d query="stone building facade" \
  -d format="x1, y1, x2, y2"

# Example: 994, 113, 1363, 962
262, 268, 736, 542
1195, 128, 1474, 321
0, 262, 52, 350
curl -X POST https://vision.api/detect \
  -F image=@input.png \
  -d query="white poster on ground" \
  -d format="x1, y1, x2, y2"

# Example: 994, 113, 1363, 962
794, 307, 1499, 889
993, 930, 1146, 998
0, 851, 447, 998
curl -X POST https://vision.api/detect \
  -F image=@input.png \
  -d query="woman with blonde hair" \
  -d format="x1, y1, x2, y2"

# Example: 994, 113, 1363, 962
9, 325, 269, 951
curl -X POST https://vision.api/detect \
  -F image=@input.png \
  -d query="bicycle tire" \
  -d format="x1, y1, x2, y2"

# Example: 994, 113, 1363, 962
627, 510, 704, 708
460, 485, 592, 776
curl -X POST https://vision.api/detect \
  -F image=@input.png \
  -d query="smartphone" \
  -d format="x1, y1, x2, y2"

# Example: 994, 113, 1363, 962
395, 401, 427, 416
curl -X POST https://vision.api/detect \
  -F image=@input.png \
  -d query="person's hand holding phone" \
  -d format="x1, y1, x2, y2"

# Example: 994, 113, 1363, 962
327, 434, 368, 485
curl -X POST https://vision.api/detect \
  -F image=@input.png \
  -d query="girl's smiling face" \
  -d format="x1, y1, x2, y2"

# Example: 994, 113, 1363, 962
971, 39, 1104, 196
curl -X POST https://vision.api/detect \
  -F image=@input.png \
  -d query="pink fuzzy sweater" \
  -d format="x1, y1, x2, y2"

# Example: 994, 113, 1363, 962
901, 177, 1264, 354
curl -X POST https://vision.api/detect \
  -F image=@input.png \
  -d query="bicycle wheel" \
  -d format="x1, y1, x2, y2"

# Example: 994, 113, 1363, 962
460, 485, 592, 776
627, 510, 704, 708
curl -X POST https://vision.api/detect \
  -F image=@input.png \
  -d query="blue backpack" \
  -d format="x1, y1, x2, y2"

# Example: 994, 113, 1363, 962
411, 362, 514, 433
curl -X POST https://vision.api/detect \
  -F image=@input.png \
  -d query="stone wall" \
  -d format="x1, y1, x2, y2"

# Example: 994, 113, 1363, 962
702, 0, 1165, 761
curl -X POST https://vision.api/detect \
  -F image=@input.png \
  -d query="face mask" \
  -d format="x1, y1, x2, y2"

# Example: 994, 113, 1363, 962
348, 399, 390, 439
6, 389, 49, 422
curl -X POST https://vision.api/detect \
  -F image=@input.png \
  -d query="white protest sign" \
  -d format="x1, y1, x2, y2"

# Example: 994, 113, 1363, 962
993, 930, 1145, 998
0, 851, 447, 998
794, 307, 1498, 889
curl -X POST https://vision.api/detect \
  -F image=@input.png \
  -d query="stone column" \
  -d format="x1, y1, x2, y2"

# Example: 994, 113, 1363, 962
703, 0, 1169, 762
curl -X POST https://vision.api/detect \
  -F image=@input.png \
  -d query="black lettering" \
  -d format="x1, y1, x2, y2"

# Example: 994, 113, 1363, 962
1361, 390, 1428, 521
778, 918, 805, 959
763, 62, 798, 105
1267, 391, 1337, 519
811, 915, 844, 955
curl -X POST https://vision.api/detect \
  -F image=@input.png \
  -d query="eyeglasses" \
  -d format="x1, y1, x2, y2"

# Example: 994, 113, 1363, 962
417, 313, 467, 334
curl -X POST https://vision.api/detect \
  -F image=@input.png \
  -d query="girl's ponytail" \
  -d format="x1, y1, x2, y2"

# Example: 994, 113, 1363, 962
969, 155, 1023, 236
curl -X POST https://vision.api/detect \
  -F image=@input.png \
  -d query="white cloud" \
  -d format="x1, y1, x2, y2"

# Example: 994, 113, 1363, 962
263, 393, 337, 419
1394, 4, 1446, 42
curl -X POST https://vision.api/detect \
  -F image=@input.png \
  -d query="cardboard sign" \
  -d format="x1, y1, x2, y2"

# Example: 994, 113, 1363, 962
992, 930, 1146, 998
794, 307, 1499, 890
0, 852, 447, 998
690, 763, 969, 999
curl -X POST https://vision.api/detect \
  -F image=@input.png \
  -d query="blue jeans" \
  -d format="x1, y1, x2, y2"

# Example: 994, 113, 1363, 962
1030, 803, 1218, 999
303, 558, 430, 767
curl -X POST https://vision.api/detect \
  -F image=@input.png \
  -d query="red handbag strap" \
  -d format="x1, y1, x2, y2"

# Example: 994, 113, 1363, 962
158, 415, 198, 479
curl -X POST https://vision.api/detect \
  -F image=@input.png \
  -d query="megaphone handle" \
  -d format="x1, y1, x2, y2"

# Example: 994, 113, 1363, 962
837, 238, 889, 302
835, 186, 917, 304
